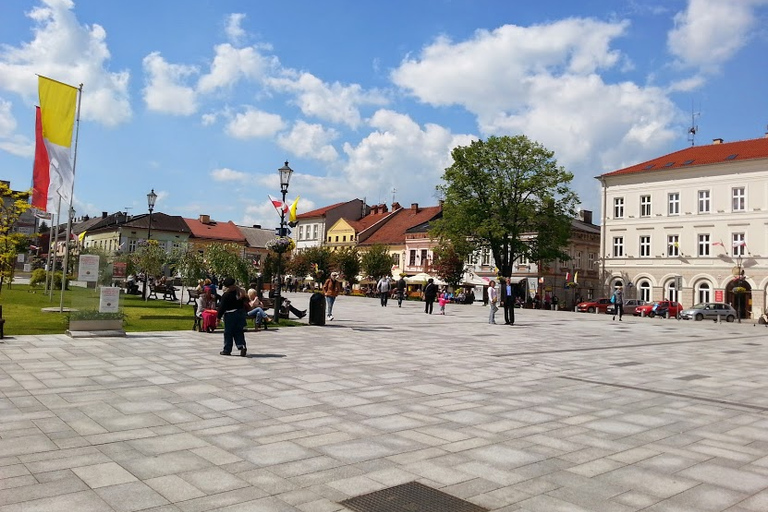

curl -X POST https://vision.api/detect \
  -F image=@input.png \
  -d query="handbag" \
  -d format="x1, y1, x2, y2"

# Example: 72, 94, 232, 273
610, 295, 616, 304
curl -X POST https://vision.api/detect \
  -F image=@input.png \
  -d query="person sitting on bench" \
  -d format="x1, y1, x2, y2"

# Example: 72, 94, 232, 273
246, 288, 272, 327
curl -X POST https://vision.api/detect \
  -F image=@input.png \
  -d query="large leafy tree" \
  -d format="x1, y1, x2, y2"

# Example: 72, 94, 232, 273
360, 244, 393, 280
431, 241, 466, 287
205, 243, 250, 285
332, 246, 361, 285
434, 135, 578, 277
0, 183, 32, 291
301, 246, 334, 283
170, 244, 207, 288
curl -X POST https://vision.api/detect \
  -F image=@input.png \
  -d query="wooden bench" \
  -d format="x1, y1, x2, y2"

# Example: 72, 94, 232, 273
148, 284, 178, 301
0, 305, 4, 339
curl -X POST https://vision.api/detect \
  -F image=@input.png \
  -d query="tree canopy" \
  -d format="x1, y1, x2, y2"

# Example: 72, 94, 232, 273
360, 244, 393, 280
0, 183, 32, 291
433, 135, 578, 277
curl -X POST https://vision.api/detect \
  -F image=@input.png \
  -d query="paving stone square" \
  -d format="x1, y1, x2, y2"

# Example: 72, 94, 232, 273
2, 293, 768, 510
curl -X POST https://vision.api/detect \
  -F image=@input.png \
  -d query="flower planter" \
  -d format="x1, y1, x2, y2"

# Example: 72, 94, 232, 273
68, 319, 126, 337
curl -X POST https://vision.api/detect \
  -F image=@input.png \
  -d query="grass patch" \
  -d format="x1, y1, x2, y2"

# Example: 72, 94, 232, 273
0, 284, 302, 335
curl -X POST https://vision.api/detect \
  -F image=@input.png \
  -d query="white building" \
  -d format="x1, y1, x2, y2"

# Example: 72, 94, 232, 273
597, 135, 768, 320
294, 199, 366, 252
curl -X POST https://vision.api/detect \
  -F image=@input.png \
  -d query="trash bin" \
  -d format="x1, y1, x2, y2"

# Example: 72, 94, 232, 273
309, 292, 326, 325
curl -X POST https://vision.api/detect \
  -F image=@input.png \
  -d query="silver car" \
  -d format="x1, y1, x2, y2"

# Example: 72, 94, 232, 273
680, 302, 737, 322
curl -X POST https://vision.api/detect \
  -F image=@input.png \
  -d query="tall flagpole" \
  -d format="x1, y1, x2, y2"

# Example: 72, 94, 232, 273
48, 198, 61, 300
59, 84, 84, 313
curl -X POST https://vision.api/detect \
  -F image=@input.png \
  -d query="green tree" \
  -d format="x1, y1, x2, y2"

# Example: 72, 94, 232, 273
301, 246, 333, 283
431, 241, 466, 287
205, 243, 249, 285
129, 240, 166, 298
79, 246, 113, 286
0, 183, 32, 291
170, 244, 207, 288
360, 244, 393, 280
434, 135, 578, 277
332, 246, 361, 285
286, 250, 311, 280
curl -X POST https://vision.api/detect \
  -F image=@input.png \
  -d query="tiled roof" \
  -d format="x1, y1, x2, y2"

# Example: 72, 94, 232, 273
296, 201, 348, 219
183, 217, 246, 242
348, 210, 395, 232
360, 206, 442, 245
122, 213, 191, 233
237, 225, 275, 248
601, 136, 768, 178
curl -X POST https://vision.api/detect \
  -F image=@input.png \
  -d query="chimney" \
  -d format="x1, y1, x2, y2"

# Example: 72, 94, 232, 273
380, 203, 388, 213
199, 214, 211, 224
578, 209, 593, 224
252, 224, 261, 229
411, 203, 419, 212
102, 211, 107, 218
392, 201, 401, 210
764, 132, 768, 139
712, 138, 723, 144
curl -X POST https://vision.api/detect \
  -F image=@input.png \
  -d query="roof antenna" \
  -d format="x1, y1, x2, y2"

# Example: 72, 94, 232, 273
391, 187, 396, 206
687, 100, 699, 146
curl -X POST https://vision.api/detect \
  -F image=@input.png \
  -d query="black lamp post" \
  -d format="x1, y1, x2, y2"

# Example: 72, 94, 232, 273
143, 189, 157, 300
274, 162, 293, 325
736, 253, 745, 323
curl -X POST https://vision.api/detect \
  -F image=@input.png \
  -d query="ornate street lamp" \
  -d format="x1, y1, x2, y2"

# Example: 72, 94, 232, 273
143, 189, 157, 300
274, 162, 293, 325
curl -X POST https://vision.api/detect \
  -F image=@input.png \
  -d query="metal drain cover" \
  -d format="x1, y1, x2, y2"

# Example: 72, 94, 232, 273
339, 481, 488, 512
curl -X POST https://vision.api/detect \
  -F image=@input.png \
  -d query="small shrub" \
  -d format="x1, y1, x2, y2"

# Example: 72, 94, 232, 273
30, 268, 47, 286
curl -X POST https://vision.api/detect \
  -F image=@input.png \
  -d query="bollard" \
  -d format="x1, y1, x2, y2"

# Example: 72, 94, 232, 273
641, 309, 645, 317
717, 314, 721, 324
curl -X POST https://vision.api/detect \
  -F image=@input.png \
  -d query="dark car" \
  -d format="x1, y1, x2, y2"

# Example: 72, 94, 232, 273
576, 298, 613, 313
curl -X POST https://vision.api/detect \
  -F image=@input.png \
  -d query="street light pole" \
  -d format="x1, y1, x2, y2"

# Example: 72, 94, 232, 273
274, 162, 294, 325
736, 253, 744, 323
143, 189, 157, 301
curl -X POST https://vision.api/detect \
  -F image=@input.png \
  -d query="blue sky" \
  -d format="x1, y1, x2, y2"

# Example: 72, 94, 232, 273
1, 0, 767, 229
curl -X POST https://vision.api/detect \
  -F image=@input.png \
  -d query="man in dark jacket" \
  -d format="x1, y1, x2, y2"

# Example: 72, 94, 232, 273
217, 277, 248, 357
396, 276, 407, 307
499, 277, 515, 325
423, 278, 438, 314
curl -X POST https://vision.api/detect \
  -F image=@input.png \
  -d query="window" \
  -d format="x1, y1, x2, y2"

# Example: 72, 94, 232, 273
335, 235, 339, 242
698, 190, 710, 214
298, 226, 304, 240
640, 195, 651, 217
612, 237, 624, 257
129, 240, 137, 253
421, 250, 428, 266
667, 235, 679, 257
409, 250, 416, 266
698, 234, 710, 256
732, 187, 745, 211
575, 251, 582, 269
638, 280, 651, 302
666, 280, 678, 302
313, 225, 318, 239
328, 236, 332, 242
614, 197, 624, 218
589, 252, 595, 269
481, 248, 490, 266
392, 253, 400, 266
639, 236, 651, 257
696, 282, 711, 304
342, 235, 346, 242
732, 233, 746, 257
668, 192, 680, 215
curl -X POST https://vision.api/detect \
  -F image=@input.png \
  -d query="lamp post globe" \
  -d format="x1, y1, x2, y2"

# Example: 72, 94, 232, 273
274, 162, 294, 325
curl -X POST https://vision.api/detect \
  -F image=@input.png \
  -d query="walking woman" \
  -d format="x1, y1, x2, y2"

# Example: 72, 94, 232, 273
488, 280, 498, 324
217, 277, 249, 357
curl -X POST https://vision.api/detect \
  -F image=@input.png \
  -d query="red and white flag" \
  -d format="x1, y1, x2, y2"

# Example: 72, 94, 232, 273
732, 240, 746, 248
712, 240, 725, 247
268, 195, 288, 214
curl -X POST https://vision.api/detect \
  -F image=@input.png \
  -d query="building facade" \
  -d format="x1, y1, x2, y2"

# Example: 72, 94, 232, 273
294, 199, 366, 252
598, 135, 768, 320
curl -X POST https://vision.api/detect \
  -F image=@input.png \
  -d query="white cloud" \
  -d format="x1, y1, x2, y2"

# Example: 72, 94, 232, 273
142, 52, 198, 115
667, 0, 768, 71
277, 121, 338, 162
0, 0, 131, 126
225, 106, 285, 138
269, 72, 388, 128
211, 167, 249, 181
341, 109, 475, 204
0, 98, 33, 157
225, 13, 247, 44
197, 43, 278, 93
0, 99, 17, 137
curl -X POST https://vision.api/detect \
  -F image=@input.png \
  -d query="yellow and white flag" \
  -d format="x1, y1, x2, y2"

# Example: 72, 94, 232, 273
33, 76, 78, 212
289, 196, 300, 223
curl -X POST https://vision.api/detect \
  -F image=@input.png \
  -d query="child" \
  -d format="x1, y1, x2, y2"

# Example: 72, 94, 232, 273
438, 287, 449, 315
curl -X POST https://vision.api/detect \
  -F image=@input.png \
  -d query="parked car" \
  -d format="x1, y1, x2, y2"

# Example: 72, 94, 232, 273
607, 298, 648, 315
634, 300, 684, 318
680, 303, 737, 322
576, 298, 613, 313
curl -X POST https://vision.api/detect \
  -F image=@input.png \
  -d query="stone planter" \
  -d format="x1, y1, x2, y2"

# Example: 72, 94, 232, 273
68, 319, 126, 337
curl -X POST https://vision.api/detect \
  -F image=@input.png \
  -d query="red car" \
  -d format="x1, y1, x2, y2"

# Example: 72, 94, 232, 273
634, 300, 684, 318
576, 298, 613, 313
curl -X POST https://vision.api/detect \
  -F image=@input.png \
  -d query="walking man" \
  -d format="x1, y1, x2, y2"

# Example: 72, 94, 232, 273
377, 276, 391, 307
500, 277, 515, 325
396, 275, 407, 307
612, 285, 624, 321
423, 278, 438, 314
488, 280, 498, 324
323, 272, 342, 320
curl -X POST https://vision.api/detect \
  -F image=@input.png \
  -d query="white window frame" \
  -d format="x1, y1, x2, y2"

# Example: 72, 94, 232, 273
668, 192, 680, 215
639, 236, 651, 258
698, 234, 710, 257
298, 225, 304, 240
612, 236, 624, 257
481, 248, 490, 266
640, 195, 651, 217
732, 187, 746, 212
698, 190, 710, 214
638, 280, 651, 302
666, 280, 678, 302
129, 240, 137, 253
614, 197, 624, 219
732, 232, 746, 257
696, 281, 711, 304
313, 225, 318, 240
667, 234, 679, 257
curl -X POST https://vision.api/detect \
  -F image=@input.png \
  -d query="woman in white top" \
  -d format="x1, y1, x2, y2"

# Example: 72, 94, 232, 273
488, 281, 498, 324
